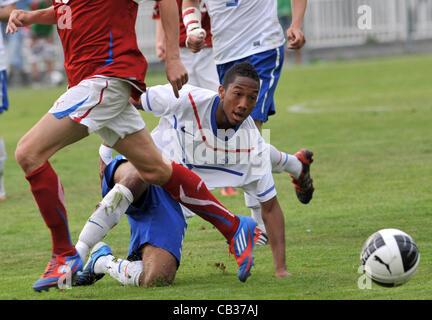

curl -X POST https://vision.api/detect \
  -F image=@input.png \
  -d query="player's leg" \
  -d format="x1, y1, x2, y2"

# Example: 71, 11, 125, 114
269, 144, 314, 204
76, 242, 178, 287
76, 184, 185, 287
75, 159, 146, 262
15, 113, 89, 291
75, 241, 142, 287
18, 78, 129, 291
0, 70, 9, 201
140, 244, 178, 287
244, 193, 268, 246
16, 114, 89, 251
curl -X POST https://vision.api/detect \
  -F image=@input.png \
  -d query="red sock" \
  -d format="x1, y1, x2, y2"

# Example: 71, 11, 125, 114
26, 162, 76, 256
162, 162, 239, 241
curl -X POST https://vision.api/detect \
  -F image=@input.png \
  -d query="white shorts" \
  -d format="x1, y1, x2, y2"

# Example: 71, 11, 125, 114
180, 47, 220, 92
49, 77, 145, 146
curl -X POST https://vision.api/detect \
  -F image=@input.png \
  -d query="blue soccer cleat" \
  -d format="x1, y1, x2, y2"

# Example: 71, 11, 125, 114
74, 242, 112, 286
33, 252, 83, 292
229, 216, 257, 282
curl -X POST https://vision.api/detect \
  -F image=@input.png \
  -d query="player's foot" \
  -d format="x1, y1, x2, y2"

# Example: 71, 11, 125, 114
229, 216, 257, 282
291, 149, 314, 204
33, 252, 83, 292
74, 242, 112, 286
0, 196, 5, 201
254, 227, 269, 246
221, 187, 239, 196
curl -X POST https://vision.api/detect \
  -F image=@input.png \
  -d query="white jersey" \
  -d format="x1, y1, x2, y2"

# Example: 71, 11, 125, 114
0, 0, 18, 71
141, 84, 276, 203
202, 0, 285, 64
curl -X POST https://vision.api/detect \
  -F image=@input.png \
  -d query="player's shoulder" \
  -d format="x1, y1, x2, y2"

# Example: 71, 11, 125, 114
181, 84, 218, 102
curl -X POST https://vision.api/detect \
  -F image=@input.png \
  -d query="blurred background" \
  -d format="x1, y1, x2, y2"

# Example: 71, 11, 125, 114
2, 0, 432, 88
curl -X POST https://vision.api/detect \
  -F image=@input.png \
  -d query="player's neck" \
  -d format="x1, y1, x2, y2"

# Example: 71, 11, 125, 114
215, 101, 235, 130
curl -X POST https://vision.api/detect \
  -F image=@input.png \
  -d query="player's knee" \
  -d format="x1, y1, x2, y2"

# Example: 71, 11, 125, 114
140, 270, 175, 288
15, 140, 36, 173
138, 165, 170, 185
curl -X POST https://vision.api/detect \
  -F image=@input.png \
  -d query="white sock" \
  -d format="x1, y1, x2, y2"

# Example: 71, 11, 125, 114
243, 192, 266, 233
95, 256, 142, 287
269, 144, 302, 179
76, 184, 134, 261
0, 138, 6, 199
250, 206, 266, 234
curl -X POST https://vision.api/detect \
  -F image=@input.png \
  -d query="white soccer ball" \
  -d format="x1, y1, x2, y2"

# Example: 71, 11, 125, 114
360, 228, 420, 287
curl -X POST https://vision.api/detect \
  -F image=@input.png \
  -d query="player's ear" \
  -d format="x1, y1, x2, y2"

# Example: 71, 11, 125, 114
218, 85, 225, 99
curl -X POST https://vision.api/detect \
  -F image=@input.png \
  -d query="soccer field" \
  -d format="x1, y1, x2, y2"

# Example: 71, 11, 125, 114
0, 54, 431, 300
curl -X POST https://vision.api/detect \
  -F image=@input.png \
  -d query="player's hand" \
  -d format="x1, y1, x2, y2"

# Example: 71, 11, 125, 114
165, 57, 188, 98
186, 32, 206, 53
98, 157, 107, 188
129, 97, 143, 110
286, 26, 306, 50
6, 10, 28, 34
156, 41, 166, 62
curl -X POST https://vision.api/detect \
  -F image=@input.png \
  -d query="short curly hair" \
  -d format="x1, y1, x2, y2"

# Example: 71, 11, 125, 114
222, 62, 260, 90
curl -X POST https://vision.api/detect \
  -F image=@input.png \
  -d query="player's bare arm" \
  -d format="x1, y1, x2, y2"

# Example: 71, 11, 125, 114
155, 19, 167, 62
6, 6, 56, 34
287, 0, 307, 50
260, 196, 291, 278
0, 3, 16, 22
159, 0, 188, 98
182, 0, 199, 10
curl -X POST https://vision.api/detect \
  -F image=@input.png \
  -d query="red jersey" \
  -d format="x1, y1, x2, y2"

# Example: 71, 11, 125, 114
152, 0, 212, 48
53, 0, 147, 98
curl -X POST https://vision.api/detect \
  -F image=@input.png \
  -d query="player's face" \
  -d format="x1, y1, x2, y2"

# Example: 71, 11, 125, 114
218, 76, 259, 128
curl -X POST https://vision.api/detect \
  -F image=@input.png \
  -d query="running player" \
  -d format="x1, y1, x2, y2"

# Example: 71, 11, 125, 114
7, 0, 257, 291
76, 63, 297, 282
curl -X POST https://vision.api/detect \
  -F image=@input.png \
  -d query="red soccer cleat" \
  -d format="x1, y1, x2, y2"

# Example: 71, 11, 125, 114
291, 149, 315, 204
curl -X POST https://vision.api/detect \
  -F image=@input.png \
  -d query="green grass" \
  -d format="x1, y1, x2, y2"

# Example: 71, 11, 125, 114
0, 54, 431, 300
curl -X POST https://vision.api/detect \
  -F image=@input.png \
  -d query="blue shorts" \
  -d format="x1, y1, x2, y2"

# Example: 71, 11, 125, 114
102, 155, 187, 266
216, 46, 284, 123
0, 70, 9, 114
